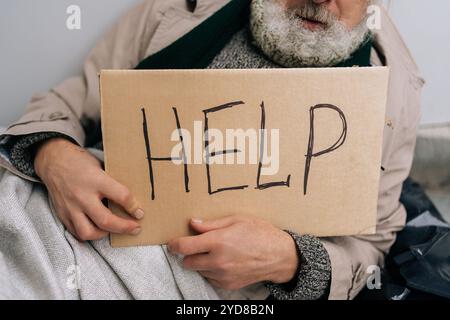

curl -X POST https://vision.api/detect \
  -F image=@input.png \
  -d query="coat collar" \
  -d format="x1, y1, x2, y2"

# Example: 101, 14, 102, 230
138, 0, 250, 69
145, 0, 231, 57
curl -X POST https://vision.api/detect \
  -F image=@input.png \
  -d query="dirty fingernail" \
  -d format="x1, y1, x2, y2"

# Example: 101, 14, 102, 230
131, 227, 141, 235
134, 208, 145, 220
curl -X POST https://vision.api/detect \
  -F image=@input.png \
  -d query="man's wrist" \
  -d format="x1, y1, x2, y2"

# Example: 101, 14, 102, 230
34, 137, 73, 178
267, 230, 300, 284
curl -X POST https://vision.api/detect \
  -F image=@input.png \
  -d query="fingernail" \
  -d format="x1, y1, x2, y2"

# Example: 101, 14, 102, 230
191, 218, 203, 224
131, 227, 141, 235
134, 208, 145, 220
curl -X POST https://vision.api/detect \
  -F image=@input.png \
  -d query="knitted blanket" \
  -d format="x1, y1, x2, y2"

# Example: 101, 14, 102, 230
0, 163, 218, 300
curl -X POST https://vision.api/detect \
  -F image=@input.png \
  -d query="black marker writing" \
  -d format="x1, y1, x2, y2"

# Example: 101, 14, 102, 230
203, 101, 249, 195
256, 101, 291, 190
303, 104, 347, 195
141, 107, 189, 200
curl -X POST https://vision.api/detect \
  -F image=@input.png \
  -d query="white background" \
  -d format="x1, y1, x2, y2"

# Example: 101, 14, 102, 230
0, 0, 449, 126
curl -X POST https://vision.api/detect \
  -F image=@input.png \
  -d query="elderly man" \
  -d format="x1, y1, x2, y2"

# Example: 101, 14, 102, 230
0, 0, 422, 300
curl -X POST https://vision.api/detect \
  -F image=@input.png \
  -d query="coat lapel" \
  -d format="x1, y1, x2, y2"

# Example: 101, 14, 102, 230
145, 0, 233, 58
138, 0, 250, 69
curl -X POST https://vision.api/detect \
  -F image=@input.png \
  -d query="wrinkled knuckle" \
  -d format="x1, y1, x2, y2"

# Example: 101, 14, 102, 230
97, 215, 112, 230
64, 190, 77, 202
222, 264, 234, 276
90, 231, 108, 241
214, 259, 228, 273
76, 228, 94, 241
71, 189, 84, 202
124, 222, 137, 234
118, 188, 133, 205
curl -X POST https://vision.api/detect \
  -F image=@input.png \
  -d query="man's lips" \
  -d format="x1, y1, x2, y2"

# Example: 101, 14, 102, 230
295, 14, 326, 30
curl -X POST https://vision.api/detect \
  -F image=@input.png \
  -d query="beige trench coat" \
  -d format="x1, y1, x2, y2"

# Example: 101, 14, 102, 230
0, 0, 424, 299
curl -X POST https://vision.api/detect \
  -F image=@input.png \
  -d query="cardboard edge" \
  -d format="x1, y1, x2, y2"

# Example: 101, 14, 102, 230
99, 70, 114, 248
98, 66, 388, 77
369, 66, 391, 235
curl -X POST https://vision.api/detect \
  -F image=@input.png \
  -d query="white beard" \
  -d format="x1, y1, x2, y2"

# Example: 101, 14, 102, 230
250, 0, 370, 67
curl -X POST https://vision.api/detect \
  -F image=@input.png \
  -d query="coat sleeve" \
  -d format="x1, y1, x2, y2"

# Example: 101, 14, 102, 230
320, 78, 423, 300
0, 0, 160, 182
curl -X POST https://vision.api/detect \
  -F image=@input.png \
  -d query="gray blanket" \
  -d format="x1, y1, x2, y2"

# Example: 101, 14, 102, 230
0, 166, 220, 300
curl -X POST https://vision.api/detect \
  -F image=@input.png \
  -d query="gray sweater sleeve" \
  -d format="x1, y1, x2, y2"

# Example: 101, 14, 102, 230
8, 132, 69, 178
266, 232, 331, 300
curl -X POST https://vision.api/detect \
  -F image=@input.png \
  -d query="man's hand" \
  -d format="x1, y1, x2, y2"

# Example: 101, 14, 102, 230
35, 138, 144, 241
167, 215, 299, 290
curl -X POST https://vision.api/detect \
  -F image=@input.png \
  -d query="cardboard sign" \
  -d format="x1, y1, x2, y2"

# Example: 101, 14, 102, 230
100, 68, 389, 247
